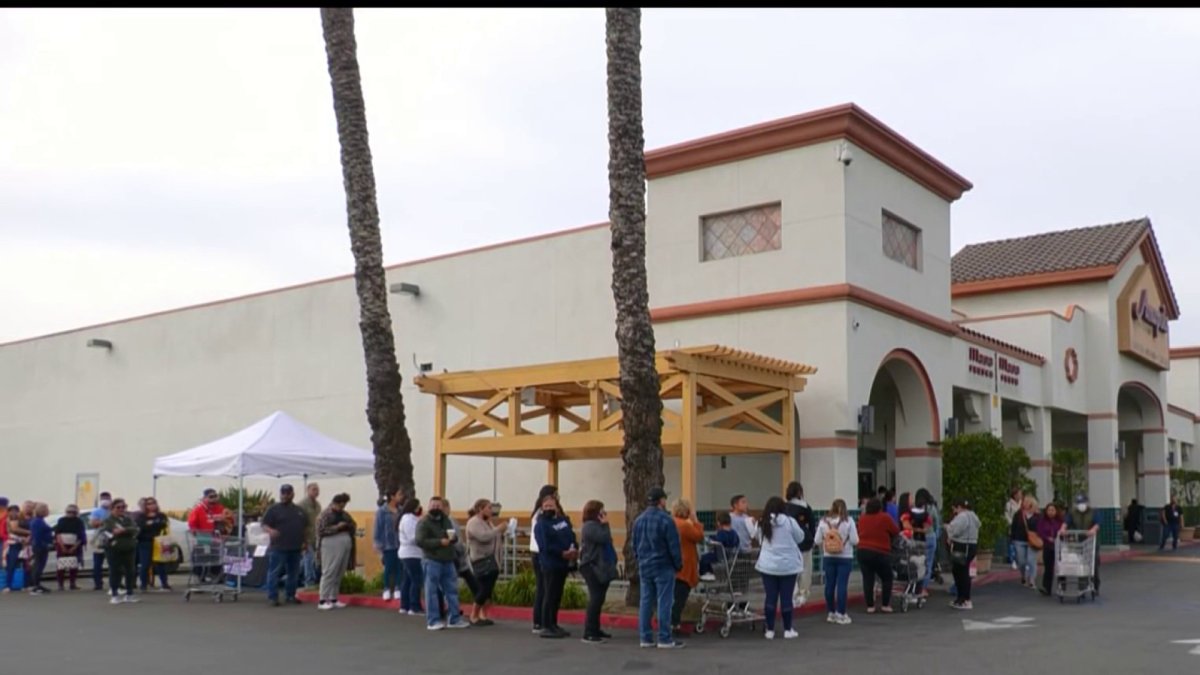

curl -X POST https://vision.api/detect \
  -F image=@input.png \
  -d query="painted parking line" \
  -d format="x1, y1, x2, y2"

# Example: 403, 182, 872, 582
1128, 556, 1200, 564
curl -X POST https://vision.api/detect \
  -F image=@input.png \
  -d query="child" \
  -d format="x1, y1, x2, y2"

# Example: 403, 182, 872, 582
699, 512, 741, 581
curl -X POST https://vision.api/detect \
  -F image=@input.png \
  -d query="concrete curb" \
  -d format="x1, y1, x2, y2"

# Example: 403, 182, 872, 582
296, 541, 1196, 630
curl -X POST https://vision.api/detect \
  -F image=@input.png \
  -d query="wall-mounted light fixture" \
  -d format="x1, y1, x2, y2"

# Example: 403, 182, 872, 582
389, 282, 421, 297
86, 338, 113, 350
1115, 441, 1126, 460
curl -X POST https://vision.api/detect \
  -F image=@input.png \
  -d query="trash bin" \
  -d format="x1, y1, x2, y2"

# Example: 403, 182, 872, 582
1141, 509, 1162, 546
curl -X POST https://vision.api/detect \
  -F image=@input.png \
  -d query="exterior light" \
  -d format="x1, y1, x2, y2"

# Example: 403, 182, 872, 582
389, 282, 420, 297
86, 339, 113, 350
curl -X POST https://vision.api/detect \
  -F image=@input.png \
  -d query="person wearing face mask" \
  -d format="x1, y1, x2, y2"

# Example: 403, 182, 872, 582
1063, 494, 1102, 594
415, 496, 471, 630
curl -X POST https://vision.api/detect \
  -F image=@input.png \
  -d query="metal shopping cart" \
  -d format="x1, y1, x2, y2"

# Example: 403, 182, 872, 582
891, 535, 927, 612
693, 543, 763, 638
1054, 530, 1097, 603
183, 531, 244, 603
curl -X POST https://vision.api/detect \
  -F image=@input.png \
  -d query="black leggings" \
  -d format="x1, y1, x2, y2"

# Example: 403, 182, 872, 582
580, 565, 611, 638
671, 579, 691, 627
1042, 544, 1055, 593
474, 569, 499, 606
532, 556, 545, 628
950, 543, 978, 602
857, 549, 893, 608
108, 549, 136, 597
540, 567, 568, 630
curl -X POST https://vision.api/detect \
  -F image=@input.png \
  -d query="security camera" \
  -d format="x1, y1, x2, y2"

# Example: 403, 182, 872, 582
836, 142, 853, 166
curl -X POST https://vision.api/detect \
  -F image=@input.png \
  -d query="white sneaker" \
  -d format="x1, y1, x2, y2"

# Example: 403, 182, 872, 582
427, 623, 445, 631
334, 601, 348, 609
447, 618, 471, 629
318, 601, 334, 611
123, 595, 139, 604
408, 610, 420, 616
699, 573, 716, 582
783, 629, 799, 639
110, 596, 123, 605
836, 613, 852, 625
826, 612, 837, 624
382, 589, 392, 601
764, 630, 775, 640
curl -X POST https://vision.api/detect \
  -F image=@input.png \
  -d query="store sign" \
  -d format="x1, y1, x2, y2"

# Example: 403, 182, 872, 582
1117, 264, 1170, 370
968, 347, 994, 379
997, 356, 1020, 387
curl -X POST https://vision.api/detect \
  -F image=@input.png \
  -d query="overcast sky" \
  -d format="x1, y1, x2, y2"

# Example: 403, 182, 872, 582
3, 8, 1199, 345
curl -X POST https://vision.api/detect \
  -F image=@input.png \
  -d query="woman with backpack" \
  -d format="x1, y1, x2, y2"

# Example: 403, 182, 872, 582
814, 498, 858, 625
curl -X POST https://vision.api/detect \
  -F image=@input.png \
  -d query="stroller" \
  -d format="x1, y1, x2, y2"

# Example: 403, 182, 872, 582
891, 535, 927, 612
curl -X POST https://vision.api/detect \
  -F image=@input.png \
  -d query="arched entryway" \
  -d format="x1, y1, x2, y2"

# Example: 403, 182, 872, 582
859, 349, 940, 500
1117, 381, 1168, 507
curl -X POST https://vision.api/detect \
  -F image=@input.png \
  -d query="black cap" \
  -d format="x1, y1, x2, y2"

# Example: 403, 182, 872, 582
280, 484, 295, 494
647, 487, 668, 505
203, 488, 218, 498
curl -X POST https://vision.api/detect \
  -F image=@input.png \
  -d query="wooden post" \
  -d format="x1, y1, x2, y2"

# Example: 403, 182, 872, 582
548, 410, 560, 487
589, 382, 602, 431
681, 372, 697, 504
434, 394, 447, 497
781, 387, 796, 495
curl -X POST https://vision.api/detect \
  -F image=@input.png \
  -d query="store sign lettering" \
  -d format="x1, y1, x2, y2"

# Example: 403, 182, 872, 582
1131, 289, 1169, 338
968, 347, 994, 379
997, 356, 1020, 387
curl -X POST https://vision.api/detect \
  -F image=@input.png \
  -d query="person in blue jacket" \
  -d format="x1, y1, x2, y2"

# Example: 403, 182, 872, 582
533, 493, 578, 639
632, 487, 684, 649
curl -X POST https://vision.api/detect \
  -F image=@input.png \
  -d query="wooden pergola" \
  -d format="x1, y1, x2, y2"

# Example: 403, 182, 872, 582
415, 345, 816, 503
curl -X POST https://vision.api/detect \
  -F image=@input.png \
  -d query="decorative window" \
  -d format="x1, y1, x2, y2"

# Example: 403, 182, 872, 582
701, 203, 782, 261
882, 211, 921, 270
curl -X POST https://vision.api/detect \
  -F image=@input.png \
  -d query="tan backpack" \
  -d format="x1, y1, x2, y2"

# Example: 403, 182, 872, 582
823, 518, 845, 554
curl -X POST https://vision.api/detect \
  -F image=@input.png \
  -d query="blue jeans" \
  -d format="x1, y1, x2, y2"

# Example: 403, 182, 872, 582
1013, 542, 1037, 583
638, 566, 677, 645
266, 549, 302, 601
422, 559, 461, 627
5, 545, 26, 590
93, 552, 106, 590
761, 573, 797, 632
400, 557, 423, 611
923, 537, 937, 590
381, 549, 401, 593
136, 541, 169, 590
1160, 522, 1181, 550
301, 549, 319, 587
822, 556, 852, 614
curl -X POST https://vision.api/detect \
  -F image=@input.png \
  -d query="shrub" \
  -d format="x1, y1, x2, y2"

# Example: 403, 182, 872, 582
340, 571, 367, 595
1052, 448, 1087, 505
217, 487, 276, 521
1170, 468, 1200, 506
493, 569, 537, 607
943, 433, 1033, 550
365, 570, 386, 593
561, 579, 587, 610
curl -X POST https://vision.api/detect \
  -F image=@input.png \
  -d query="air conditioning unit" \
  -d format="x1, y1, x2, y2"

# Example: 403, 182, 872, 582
944, 417, 960, 439
1017, 407, 1034, 433
959, 393, 982, 424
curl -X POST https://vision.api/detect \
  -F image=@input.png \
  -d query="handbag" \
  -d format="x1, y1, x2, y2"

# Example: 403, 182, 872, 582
153, 535, 176, 563
1023, 515, 1043, 551
471, 554, 499, 577
56, 555, 79, 571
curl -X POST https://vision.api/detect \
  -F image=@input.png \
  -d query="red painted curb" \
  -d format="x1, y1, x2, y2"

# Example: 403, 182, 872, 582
297, 541, 1197, 630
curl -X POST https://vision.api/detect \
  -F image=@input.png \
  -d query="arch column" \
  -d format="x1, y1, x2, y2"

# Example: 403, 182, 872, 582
1142, 429, 1170, 506
878, 350, 940, 496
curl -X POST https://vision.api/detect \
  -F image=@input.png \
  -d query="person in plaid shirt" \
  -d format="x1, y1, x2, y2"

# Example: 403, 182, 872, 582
631, 487, 683, 649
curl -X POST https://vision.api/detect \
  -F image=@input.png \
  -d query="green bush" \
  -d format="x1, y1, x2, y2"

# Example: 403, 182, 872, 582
943, 433, 1033, 550
340, 571, 367, 595
561, 579, 587, 610
365, 570, 386, 593
493, 569, 537, 606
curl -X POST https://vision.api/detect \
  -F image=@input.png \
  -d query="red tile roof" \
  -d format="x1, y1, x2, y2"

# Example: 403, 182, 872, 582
951, 219, 1148, 284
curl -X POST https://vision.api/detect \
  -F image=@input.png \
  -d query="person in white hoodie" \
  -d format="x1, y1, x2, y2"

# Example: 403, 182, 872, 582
945, 498, 982, 610
397, 499, 424, 615
753, 496, 805, 640
814, 498, 859, 625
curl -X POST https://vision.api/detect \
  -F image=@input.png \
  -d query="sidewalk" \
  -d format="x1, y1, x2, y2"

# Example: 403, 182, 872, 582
296, 540, 1196, 631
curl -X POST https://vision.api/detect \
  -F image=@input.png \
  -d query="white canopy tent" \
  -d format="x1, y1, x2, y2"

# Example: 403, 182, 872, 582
152, 410, 377, 596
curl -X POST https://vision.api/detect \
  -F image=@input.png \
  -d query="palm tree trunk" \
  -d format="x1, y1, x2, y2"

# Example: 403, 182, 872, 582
606, 7, 664, 606
320, 7, 415, 498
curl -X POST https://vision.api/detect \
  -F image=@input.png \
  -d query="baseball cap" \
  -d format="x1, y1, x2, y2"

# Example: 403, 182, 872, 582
1075, 493, 1089, 505
203, 488, 218, 498
280, 484, 295, 494
647, 487, 669, 504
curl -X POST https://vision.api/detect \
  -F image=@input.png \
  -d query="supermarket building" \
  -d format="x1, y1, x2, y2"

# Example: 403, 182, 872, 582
3, 103, 1198, 543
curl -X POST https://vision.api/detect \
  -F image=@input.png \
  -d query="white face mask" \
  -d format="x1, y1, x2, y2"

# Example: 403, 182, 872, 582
1075, 503, 1088, 513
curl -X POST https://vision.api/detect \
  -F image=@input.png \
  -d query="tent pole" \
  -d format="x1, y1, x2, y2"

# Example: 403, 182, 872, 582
152, 476, 158, 499
237, 473, 244, 597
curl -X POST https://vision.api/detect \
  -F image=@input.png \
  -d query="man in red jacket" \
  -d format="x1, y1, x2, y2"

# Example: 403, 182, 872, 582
188, 489, 229, 582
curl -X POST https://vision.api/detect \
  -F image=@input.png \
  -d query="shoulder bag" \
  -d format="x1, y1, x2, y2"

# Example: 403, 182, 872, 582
1023, 514, 1043, 551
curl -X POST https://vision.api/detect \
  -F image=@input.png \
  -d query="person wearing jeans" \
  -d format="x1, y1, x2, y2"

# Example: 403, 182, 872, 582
1160, 498, 1183, 551
856, 498, 900, 613
754, 497, 805, 639
1010, 496, 1040, 589
88, 497, 111, 591
261, 484, 309, 606
27, 504, 54, 594
631, 487, 684, 649
415, 496, 469, 630
373, 489, 404, 602
533, 493, 578, 639
297, 483, 322, 587
134, 498, 171, 592
946, 499, 981, 609
814, 499, 858, 624
397, 498, 424, 614
579, 500, 616, 643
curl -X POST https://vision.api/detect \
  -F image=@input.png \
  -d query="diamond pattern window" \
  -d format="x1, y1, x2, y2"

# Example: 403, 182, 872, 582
701, 203, 782, 261
882, 211, 921, 270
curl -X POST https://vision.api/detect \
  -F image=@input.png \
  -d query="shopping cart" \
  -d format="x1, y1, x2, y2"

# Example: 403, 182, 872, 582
183, 531, 244, 603
693, 543, 763, 638
891, 535, 927, 612
1054, 530, 1097, 603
